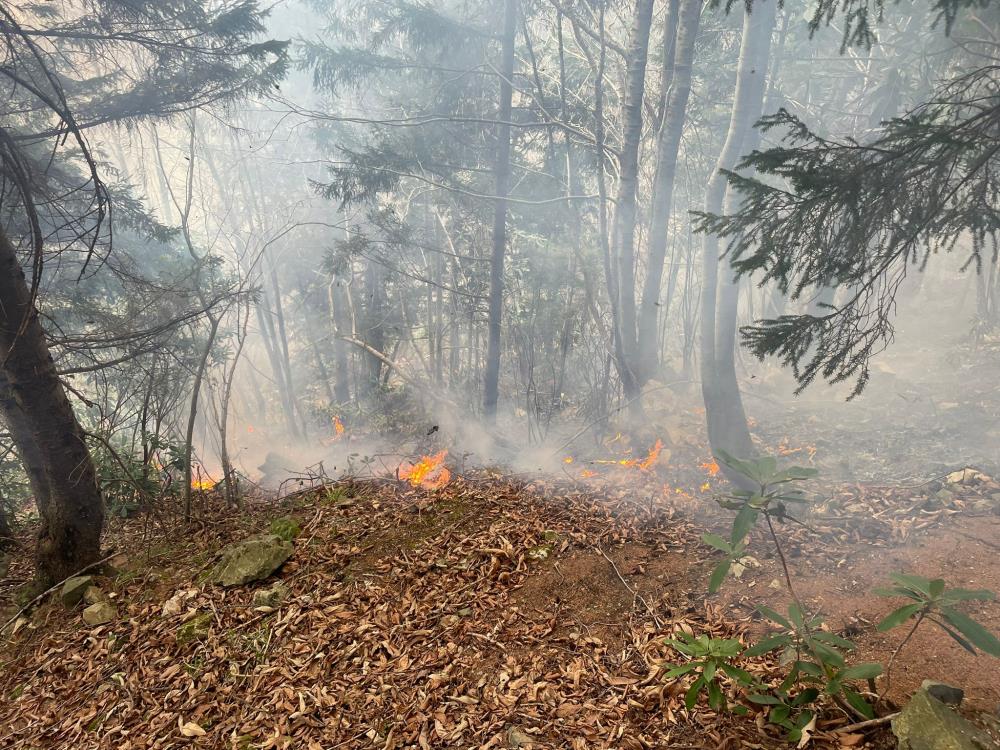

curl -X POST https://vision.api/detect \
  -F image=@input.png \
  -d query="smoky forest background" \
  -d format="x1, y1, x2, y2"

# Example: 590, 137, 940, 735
2, 0, 1000, 747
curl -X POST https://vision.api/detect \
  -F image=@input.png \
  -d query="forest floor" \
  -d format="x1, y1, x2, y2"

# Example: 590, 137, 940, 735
1, 457, 1000, 750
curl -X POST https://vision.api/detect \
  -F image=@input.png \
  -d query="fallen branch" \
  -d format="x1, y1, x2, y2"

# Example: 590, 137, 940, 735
835, 712, 900, 734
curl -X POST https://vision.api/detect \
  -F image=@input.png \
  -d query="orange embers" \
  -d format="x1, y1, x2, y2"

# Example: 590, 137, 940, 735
398, 450, 451, 490
636, 439, 663, 470
700, 460, 720, 477
332, 416, 345, 439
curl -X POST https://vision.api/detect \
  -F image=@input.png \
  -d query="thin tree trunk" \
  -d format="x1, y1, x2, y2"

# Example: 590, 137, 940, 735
610, 0, 655, 405
483, 0, 517, 423
700, 0, 775, 468
637, 0, 701, 381
0, 228, 103, 584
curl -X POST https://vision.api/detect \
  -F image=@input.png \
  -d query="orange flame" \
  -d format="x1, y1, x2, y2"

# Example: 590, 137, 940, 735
580, 469, 597, 479
191, 476, 216, 491
399, 450, 451, 490
700, 460, 720, 477
637, 439, 663, 471
563, 456, 574, 464
332, 415, 345, 439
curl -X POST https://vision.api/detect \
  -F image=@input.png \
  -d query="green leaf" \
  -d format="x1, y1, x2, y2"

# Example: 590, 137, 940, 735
709, 560, 731, 594
812, 631, 856, 650
939, 607, 1000, 657
720, 662, 753, 685
928, 617, 977, 655
748, 693, 782, 705
703, 660, 717, 683
877, 603, 923, 631
731, 504, 759, 545
840, 662, 883, 681
707, 679, 725, 712
944, 587, 996, 602
662, 664, 696, 679
929, 579, 945, 598
791, 688, 820, 706
770, 705, 791, 725
756, 605, 792, 629
843, 687, 875, 720
890, 573, 933, 597
810, 640, 845, 668
874, 586, 923, 601
787, 603, 806, 630
702, 533, 732, 553
685, 676, 704, 711
746, 634, 792, 656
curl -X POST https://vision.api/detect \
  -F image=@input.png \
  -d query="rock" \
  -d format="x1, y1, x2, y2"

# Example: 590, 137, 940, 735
252, 581, 290, 608
892, 688, 994, 750
83, 585, 107, 605
922, 680, 965, 707
82, 601, 116, 626
176, 612, 213, 645
269, 516, 302, 542
208, 534, 293, 587
60, 575, 94, 607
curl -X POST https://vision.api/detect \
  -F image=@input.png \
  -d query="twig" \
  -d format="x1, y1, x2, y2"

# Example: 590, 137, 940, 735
835, 712, 900, 733
1, 550, 118, 636
594, 546, 662, 628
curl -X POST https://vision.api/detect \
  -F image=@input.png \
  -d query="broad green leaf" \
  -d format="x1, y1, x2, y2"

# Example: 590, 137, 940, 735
770, 705, 791, 724
685, 676, 704, 710
702, 533, 731, 553
748, 693, 782, 705
663, 664, 696, 679
720, 663, 753, 685
843, 687, 875, 720
877, 603, 923, 632
940, 607, 1000, 657
873, 586, 923, 601
746, 634, 792, 656
929, 579, 946, 598
709, 560, 731, 594
944, 587, 996, 602
890, 573, 933, 597
703, 660, 717, 682
791, 687, 820, 706
810, 640, 845, 668
840, 662, 883, 681
812, 631, 856, 650
756, 605, 792, 629
707, 679, 725, 712
731, 504, 759, 545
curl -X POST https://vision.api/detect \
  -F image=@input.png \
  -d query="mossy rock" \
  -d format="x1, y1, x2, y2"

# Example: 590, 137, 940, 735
176, 612, 213, 645
60, 576, 94, 607
208, 534, 293, 587
892, 688, 994, 750
269, 516, 302, 542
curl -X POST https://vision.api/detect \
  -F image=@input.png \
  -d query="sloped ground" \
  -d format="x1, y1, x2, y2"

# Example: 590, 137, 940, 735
0, 472, 998, 749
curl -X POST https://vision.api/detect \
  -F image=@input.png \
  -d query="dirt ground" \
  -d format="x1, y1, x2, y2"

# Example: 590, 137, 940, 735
1, 467, 998, 749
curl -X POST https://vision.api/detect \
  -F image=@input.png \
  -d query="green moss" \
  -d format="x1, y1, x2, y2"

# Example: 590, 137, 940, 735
176, 612, 213, 646
269, 516, 302, 542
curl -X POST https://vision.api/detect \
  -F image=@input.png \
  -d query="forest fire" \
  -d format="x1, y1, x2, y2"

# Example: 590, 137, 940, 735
190, 476, 216, 491
398, 450, 451, 490
332, 415, 345, 438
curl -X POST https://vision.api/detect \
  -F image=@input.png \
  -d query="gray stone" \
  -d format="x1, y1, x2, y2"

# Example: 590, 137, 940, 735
82, 601, 116, 626
208, 534, 293, 587
922, 680, 965, 707
60, 575, 94, 607
892, 689, 994, 750
252, 581, 290, 608
83, 585, 107, 605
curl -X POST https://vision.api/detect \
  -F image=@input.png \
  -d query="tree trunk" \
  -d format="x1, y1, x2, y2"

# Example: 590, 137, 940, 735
610, 0, 655, 405
700, 0, 775, 468
0, 227, 103, 585
483, 0, 517, 423
637, 0, 701, 381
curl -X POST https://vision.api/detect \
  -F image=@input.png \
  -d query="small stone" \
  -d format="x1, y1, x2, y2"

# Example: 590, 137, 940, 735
252, 582, 290, 609
922, 680, 964, 707
269, 516, 302, 542
60, 576, 94, 607
83, 586, 107, 605
82, 601, 116, 626
176, 612, 213, 645
507, 725, 533, 748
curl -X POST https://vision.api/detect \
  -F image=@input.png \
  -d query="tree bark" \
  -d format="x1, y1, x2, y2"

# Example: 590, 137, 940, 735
637, 0, 701, 381
700, 0, 775, 468
610, 0, 656, 405
483, 0, 517, 423
0, 227, 103, 584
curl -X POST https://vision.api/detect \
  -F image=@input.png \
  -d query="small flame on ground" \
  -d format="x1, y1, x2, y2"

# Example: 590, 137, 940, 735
563, 456, 574, 464
700, 460, 720, 477
333, 415, 345, 438
699, 481, 711, 492
399, 450, 451, 490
